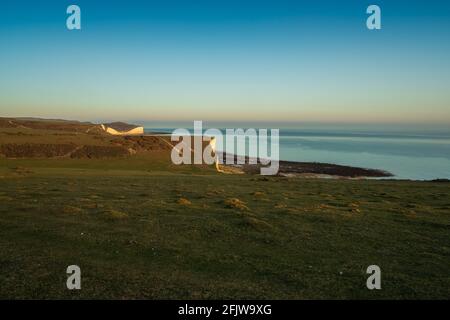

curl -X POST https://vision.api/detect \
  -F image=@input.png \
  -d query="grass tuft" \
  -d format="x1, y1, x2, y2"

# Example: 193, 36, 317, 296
62, 205, 83, 214
177, 198, 192, 206
103, 208, 128, 219
224, 198, 249, 211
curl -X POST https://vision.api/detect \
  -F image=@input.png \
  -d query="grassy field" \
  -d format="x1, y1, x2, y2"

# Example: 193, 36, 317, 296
0, 157, 449, 299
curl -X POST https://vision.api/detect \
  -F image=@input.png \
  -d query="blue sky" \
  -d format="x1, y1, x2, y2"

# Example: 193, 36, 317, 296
0, 0, 449, 124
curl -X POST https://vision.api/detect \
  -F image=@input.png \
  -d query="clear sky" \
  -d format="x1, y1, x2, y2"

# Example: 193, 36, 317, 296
1, 0, 449, 124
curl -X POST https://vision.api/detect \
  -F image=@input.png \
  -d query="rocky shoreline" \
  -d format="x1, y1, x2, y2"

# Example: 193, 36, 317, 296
218, 153, 393, 178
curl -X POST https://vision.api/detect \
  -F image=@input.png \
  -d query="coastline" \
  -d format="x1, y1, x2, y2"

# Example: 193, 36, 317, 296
143, 130, 450, 181
216, 153, 393, 179
144, 132, 394, 179
2, 118, 448, 181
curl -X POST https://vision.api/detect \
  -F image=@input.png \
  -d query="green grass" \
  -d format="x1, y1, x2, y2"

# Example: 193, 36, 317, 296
0, 158, 449, 299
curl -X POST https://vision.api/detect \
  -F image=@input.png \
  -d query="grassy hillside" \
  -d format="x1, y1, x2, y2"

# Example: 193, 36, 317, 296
0, 118, 172, 159
0, 157, 449, 299
0, 118, 449, 299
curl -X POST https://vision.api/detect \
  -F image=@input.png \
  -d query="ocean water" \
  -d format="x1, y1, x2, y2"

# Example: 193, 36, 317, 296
278, 129, 450, 180
145, 126, 450, 180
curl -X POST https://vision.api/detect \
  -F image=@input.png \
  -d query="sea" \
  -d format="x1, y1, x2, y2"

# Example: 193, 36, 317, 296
143, 123, 450, 180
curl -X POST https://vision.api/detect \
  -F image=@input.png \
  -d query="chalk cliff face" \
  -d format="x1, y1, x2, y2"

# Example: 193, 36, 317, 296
104, 126, 144, 136
101, 122, 144, 135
